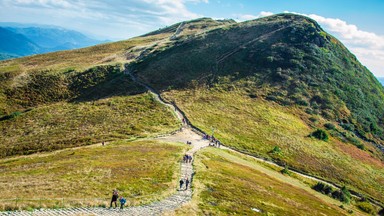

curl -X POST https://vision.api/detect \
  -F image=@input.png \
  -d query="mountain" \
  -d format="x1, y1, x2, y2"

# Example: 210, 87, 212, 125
5, 27, 105, 51
133, 14, 384, 143
0, 27, 40, 58
378, 77, 384, 86
0, 24, 107, 60
0, 14, 383, 212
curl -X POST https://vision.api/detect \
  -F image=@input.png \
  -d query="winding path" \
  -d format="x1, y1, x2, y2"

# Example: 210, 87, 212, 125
2, 30, 382, 215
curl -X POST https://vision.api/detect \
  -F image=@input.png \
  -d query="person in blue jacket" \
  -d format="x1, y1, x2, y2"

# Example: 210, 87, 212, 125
119, 196, 127, 209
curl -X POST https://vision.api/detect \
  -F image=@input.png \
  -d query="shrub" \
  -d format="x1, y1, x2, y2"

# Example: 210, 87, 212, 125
340, 123, 355, 131
271, 146, 282, 154
312, 182, 333, 195
324, 123, 336, 130
332, 186, 351, 203
356, 202, 375, 214
311, 129, 329, 141
280, 166, 291, 175
309, 116, 319, 123
379, 208, 384, 216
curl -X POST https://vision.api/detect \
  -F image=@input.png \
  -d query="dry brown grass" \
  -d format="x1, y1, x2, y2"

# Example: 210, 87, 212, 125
0, 139, 187, 211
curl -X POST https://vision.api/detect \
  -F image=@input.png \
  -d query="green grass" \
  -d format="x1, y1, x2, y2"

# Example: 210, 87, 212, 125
0, 93, 180, 158
164, 88, 384, 203
189, 148, 348, 215
0, 139, 187, 211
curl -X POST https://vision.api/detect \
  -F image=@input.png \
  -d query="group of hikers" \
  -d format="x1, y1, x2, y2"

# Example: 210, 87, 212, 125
179, 177, 190, 190
203, 134, 221, 148
110, 189, 126, 209
108, 130, 224, 210
183, 154, 192, 163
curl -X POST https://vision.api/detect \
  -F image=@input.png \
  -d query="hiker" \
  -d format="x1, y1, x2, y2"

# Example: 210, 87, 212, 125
218, 141, 221, 148
185, 178, 190, 190
102, 141, 105, 146
188, 155, 192, 163
179, 179, 184, 190
119, 196, 126, 209
110, 189, 119, 208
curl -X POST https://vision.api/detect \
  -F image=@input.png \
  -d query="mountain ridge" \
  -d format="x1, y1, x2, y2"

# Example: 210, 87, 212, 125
0, 24, 107, 60
1, 14, 384, 209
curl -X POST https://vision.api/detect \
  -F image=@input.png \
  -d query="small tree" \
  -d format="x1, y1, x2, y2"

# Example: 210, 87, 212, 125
311, 129, 329, 141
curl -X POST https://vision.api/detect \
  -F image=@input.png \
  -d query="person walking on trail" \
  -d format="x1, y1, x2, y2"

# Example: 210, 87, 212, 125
179, 179, 184, 190
185, 178, 190, 190
110, 189, 119, 208
119, 196, 126, 209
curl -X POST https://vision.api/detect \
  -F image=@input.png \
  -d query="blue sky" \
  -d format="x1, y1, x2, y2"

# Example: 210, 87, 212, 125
0, 0, 383, 76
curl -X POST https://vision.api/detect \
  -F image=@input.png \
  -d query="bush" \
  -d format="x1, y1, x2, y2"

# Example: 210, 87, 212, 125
332, 186, 351, 203
312, 182, 333, 195
356, 202, 375, 214
309, 116, 319, 123
324, 123, 336, 130
271, 146, 282, 154
340, 123, 355, 131
280, 166, 291, 175
311, 129, 329, 141
379, 208, 384, 216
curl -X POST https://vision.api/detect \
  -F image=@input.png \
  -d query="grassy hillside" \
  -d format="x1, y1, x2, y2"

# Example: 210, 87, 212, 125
0, 140, 187, 210
0, 93, 180, 158
164, 88, 384, 203
0, 17, 233, 157
175, 148, 369, 215
131, 14, 384, 144
1, 13, 383, 211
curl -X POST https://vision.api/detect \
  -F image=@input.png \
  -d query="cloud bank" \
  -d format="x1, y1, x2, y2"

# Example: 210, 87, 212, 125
0, 0, 207, 39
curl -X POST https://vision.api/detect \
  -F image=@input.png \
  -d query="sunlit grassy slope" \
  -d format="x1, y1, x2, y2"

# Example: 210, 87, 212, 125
0, 140, 187, 211
0, 93, 180, 158
164, 88, 384, 203
0, 18, 231, 157
175, 148, 360, 215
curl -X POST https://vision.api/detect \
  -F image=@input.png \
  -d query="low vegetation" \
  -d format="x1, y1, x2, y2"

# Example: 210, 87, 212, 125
165, 88, 384, 202
0, 140, 187, 211
0, 93, 180, 158
188, 148, 346, 215
311, 129, 329, 141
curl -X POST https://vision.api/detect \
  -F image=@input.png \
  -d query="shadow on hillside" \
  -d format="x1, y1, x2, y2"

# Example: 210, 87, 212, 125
68, 66, 146, 103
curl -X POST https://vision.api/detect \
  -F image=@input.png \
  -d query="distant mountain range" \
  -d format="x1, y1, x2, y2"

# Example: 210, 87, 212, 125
0, 23, 108, 60
378, 77, 384, 86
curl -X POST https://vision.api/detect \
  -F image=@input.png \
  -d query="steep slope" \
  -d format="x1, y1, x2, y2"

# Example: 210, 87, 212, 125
0, 18, 228, 157
131, 14, 384, 144
0, 14, 383, 210
127, 14, 384, 202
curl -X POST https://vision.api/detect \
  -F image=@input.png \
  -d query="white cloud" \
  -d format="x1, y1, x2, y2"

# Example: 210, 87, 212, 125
0, 0, 206, 39
304, 14, 384, 50
236, 11, 273, 21
246, 11, 384, 77
6, 0, 74, 9
283, 11, 384, 77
